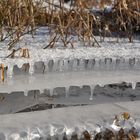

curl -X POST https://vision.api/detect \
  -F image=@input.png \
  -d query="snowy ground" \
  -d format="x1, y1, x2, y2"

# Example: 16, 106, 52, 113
0, 27, 140, 93
0, 27, 140, 76
34, 0, 114, 11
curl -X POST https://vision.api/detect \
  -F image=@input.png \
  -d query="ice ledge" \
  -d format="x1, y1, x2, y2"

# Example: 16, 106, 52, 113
1, 57, 140, 78
0, 101, 140, 137
0, 70, 140, 93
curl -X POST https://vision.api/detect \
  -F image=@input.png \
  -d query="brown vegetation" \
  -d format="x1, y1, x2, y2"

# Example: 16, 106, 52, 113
66, 127, 138, 140
93, 127, 138, 140
0, 0, 139, 50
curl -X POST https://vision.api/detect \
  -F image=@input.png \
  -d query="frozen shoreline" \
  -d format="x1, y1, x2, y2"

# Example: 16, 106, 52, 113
0, 101, 140, 138
0, 27, 140, 70
0, 27, 140, 78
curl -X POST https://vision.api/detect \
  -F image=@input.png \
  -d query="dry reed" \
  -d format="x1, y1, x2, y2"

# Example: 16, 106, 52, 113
0, 0, 139, 50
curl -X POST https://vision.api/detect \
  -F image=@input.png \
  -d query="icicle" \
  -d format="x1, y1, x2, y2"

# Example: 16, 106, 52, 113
7, 64, 13, 78
73, 59, 78, 71
120, 58, 125, 70
40, 89, 44, 94
94, 59, 100, 71
50, 88, 54, 96
65, 86, 69, 98
24, 90, 28, 96
87, 59, 93, 70
91, 59, 95, 70
67, 59, 72, 71
48, 59, 54, 72
116, 58, 121, 65
84, 59, 89, 70
135, 58, 140, 70
115, 58, 125, 70
105, 58, 111, 65
53, 60, 58, 72
79, 59, 84, 71
105, 58, 112, 70
112, 58, 116, 70
56, 60, 60, 72
129, 58, 135, 68
131, 82, 136, 90
62, 60, 65, 72
124, 58, 129, 70
89, 85, 94, 100
63, 59, 68, 71
58, 59, 65, 72
29, 62, 34, 75
99, 58, 105, 70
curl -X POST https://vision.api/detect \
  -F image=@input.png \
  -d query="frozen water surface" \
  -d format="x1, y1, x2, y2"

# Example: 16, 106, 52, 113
0, 70, 140, 93
0, 27, 140, 139
0, 101, 140, 139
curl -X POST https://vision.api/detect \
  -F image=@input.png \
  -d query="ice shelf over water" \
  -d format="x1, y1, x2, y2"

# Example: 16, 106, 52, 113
0, 27, 140, 76
0, 70, 139, 94
0, 101, 140, 139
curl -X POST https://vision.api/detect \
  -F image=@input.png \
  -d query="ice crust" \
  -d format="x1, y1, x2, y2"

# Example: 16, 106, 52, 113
0, 27, 140, 76
0, 101, 140, 139
0, 28, 140, 139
